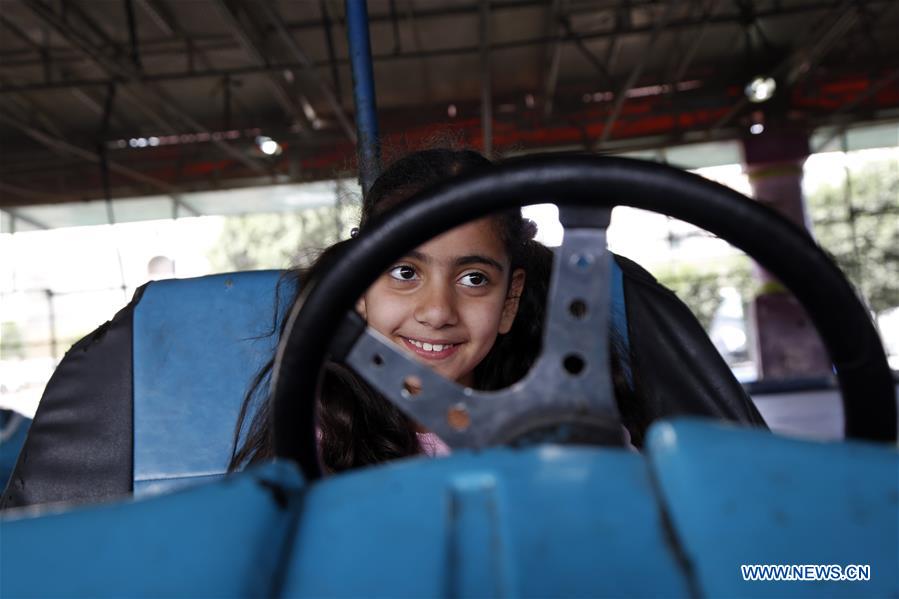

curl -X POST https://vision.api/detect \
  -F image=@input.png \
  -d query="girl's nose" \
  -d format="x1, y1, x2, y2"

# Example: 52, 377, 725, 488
413, 281, 459, 328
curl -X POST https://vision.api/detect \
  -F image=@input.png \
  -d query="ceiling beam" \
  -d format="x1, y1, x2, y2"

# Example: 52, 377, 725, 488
540, 0, 565, 118
0, 14, 45, 52
124, 0, 142, 69
480, 0, 492, 155
0, 13, 56, 84
3, 1, 891, 69
0, 74, 68, 141
23, 0, 268, 175
0, 109, 182, 197
0, 182, 68, 207
558, 12, 615, 91
213, 0, 313, 132
604, 2, 630, 77
257, 1, 357, 144
136, 0, 216, 71
388, 0, 402, 55
668, 0, 716, 87
25, 0, 132, 78
319, 0, 344, 104
1, 13, 139, 134
7, 1, 890, 84
811, 67, 899, 152
0, 206, 50, 229
136, 0, 176, 37
5, 3, 897, 97
403, 0, 436, 105
597, 3, 674, 148
0, 115, 201, 215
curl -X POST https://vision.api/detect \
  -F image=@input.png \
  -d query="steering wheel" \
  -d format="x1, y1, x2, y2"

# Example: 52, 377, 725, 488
270, 154, 897, 480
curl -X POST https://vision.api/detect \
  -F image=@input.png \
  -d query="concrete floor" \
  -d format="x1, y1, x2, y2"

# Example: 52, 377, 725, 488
752, 384, 899, 441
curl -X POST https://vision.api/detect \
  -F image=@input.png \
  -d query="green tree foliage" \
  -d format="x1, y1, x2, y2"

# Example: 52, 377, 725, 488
654, 256, 754, 330
208, 202, 359, 272
1, 321, 25, 359
805, 157, 899, 315
656, 155, 898, 331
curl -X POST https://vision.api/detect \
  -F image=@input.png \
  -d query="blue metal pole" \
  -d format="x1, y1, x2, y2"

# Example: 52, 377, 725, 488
345, 0, 381, 196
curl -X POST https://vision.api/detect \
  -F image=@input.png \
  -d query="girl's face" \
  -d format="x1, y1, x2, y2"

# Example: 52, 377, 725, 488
359, 217, 525, 387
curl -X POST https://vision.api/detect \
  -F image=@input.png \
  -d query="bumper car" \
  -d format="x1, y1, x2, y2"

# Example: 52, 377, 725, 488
1, 155, 896, 598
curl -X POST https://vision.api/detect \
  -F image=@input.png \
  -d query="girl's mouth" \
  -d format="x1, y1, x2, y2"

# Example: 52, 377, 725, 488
400, 337, 460, 360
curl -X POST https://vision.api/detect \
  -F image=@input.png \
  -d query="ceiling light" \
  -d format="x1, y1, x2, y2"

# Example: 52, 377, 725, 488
745, 76, 776, 103
750, 123, 765, 135
260, 140, 280, 155
256, 136, 282, 156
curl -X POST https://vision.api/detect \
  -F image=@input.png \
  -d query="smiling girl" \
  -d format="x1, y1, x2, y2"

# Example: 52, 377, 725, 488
231, 149, 553, 472
358, 217, 526, 388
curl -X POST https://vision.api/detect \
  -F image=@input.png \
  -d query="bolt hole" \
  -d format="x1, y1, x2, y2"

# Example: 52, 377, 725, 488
447, 404, 471, 431
568, 299, 588, 319
372, 354, 383, 366
563, 354, 586, 376
401, 375, 422, 398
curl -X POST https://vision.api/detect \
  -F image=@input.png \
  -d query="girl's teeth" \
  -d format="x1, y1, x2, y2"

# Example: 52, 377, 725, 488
408, 339, 451, 352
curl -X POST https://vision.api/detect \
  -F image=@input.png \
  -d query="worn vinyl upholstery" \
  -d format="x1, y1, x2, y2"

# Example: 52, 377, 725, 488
0, 291, 139, 509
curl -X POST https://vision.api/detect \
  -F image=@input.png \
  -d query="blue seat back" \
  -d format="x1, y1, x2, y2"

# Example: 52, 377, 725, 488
132, 270, 289, 495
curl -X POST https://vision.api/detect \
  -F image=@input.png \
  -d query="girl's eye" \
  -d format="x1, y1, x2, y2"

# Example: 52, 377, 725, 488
388, 265, 418, 281
459, 272, 488, 287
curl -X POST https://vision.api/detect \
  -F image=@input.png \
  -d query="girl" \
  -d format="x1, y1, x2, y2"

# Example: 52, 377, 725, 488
230, 149, 765, 473
230, 149, 562, 472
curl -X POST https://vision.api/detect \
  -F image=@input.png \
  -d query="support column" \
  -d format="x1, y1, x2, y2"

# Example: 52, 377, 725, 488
345, 0, 381, 197
742, 127, 831, 379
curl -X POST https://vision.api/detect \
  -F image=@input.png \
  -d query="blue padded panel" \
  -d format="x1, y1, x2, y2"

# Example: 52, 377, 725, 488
282, 446, 690, 597
0, 462, 303, 598
646, 419, 899, 598
2, 449, 688, 597
133, 271, 290, 494
16, 429, 890, 596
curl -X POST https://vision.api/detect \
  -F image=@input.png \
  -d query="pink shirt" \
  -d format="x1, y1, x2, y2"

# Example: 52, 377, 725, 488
416, 432, 451, 457
317, 427, 451, 458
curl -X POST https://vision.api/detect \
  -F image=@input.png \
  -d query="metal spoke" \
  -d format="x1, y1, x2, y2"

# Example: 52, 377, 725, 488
344, 320, 474, 446
341, 205, 624, 449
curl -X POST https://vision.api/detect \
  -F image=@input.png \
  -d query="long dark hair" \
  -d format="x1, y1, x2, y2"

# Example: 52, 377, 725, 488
229, 149, 642, 473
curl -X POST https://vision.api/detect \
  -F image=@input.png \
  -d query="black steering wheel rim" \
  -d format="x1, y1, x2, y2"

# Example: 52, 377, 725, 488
271, 154, 897, 480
